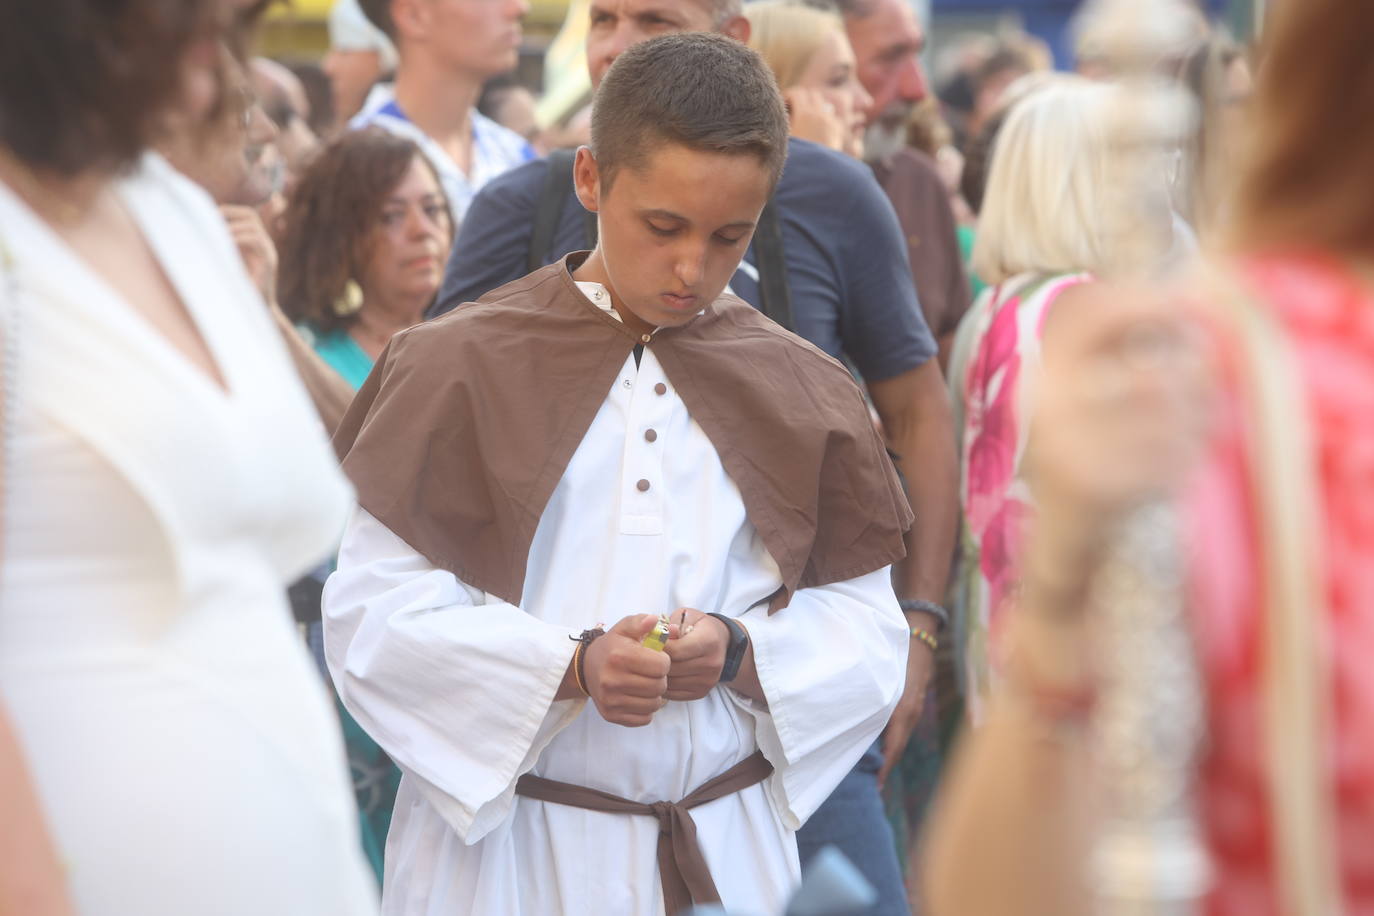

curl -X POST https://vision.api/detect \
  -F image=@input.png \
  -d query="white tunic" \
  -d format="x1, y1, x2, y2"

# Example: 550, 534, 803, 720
323, 320, 909, 916
0, 155, 377, 914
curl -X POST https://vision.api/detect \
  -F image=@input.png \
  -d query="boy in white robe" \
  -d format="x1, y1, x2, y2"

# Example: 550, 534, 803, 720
324, 33, 910, 916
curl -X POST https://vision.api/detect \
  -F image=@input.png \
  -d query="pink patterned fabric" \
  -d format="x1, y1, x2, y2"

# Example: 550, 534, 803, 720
1184, 254, 1374, 914
956, 272, 1089, 712
963, 292, 1028, 617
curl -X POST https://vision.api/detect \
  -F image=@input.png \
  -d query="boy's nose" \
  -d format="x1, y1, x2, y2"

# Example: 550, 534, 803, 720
675, 248, 706, 288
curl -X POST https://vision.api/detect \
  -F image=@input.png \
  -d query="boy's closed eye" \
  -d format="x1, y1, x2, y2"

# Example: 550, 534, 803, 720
644, 216, 752, 246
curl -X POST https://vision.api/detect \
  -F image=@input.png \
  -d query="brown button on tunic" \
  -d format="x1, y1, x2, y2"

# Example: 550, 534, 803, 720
654, 383, 667, 396
636, 479, 651, 492
644, 429, 658, 443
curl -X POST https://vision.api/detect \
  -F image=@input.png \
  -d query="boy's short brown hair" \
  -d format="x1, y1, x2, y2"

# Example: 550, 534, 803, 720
590, 33, 789, 193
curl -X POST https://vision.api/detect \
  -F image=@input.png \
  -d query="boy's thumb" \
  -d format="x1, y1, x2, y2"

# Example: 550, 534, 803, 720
613, 613, 661, 640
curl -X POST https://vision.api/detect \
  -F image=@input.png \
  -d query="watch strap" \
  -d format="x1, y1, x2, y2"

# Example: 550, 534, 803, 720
707, 612, 748, 683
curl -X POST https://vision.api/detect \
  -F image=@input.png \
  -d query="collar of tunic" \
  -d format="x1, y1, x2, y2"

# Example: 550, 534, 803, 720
333, 253, 912, 611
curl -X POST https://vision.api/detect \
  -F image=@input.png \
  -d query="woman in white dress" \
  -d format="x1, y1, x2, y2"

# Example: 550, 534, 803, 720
0, 3, 377, 913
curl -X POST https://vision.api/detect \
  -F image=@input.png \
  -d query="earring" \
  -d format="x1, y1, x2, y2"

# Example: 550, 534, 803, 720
332, 279, 364, 317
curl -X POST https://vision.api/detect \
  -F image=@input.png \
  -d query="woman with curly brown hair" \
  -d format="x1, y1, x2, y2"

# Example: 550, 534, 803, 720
279, 127, 453, 390
0, 2, 377, 913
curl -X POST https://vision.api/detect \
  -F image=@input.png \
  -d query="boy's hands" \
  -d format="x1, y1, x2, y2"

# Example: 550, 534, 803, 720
663, 608, 729, 701
583, 614, 672, 727
576, 608, 760, 722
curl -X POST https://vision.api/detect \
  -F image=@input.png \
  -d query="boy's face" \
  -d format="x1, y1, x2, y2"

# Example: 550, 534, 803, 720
573, 142, 770, 333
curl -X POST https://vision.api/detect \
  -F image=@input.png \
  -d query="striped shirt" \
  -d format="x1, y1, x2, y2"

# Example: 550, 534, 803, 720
352, 85, 536, 228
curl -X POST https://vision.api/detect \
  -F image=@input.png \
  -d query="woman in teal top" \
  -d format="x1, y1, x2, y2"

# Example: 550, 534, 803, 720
281, 126, 454, 390
304, 325, 375, 390
277, 128, 453, 885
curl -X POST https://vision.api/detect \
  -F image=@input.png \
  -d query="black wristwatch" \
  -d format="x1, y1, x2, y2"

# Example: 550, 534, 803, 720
707, 613, 749, 683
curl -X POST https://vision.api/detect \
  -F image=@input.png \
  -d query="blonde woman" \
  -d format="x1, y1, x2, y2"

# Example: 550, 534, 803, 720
925, 0, 1374, 912
948, 78, 1171, 718
746, 0, 872, 158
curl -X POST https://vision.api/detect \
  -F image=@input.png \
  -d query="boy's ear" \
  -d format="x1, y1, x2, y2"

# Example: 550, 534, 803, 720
572, 146, 601, 214
391, 0, 427, 41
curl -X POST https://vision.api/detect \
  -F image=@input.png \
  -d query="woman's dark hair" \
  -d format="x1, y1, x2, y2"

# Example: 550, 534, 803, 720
289, 62, 337, 137
973, 46, 1033, 98
960, 106, 1010, 216
358, 0, 396, 40
1232, 0, 1374, 255
0, 0, 226, 177
277, 127, 451, 333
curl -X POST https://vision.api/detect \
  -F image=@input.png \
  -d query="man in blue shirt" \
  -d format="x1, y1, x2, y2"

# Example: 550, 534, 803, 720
431, 0, 958, 911
844, 0, 972, 366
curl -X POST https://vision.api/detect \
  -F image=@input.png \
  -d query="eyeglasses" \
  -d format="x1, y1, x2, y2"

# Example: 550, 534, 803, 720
234, 84, 256, 132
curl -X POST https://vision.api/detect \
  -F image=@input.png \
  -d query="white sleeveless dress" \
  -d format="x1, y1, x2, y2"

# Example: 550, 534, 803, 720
0, 155, 377, 915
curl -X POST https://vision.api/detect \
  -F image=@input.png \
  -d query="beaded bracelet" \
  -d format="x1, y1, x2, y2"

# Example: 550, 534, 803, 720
570, 641, 591, 696
898, 598, 949, 631
910, 627, 938, 653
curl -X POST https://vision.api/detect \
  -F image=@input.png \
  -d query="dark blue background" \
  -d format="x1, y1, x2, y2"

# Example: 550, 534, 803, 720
931, 0, 1231, 68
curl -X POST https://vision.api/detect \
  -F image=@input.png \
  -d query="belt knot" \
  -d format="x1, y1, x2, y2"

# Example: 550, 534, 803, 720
649, 800, 677, 832
515, 751, 773, 915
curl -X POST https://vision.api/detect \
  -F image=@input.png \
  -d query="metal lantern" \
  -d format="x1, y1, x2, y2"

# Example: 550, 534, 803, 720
1075, 1, 1212, 912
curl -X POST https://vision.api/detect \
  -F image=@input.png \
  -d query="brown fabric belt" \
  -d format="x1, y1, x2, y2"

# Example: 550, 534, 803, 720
514, 750, 773, 916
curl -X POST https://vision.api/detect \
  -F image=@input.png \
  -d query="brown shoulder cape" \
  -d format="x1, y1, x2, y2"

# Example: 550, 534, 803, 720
333, 253, 913, 611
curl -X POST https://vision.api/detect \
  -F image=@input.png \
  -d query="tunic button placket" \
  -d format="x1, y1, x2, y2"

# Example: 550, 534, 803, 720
620, 353, 664, 533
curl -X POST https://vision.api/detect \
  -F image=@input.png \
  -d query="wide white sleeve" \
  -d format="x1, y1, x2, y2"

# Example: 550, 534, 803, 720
727, 568, 908, 829
322, 506, 585, 843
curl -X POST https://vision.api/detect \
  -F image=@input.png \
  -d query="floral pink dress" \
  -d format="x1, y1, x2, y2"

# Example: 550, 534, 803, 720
1185, 254, 1374, 913
952, 271, 1090, 717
